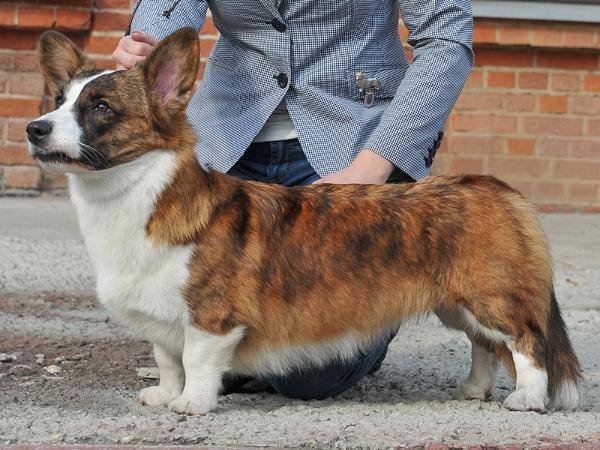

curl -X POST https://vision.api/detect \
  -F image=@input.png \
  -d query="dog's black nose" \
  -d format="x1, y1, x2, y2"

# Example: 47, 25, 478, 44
26, 120, 53, 145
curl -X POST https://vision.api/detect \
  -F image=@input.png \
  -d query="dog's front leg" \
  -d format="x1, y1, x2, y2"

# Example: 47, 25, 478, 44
169, 325, 245, 415
137, 343, 184, 406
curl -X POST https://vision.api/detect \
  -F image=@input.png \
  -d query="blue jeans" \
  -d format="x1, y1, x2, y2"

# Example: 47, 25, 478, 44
227, 138, 399, 400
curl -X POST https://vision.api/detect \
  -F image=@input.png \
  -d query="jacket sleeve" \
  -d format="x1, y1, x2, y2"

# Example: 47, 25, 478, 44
363, 0, 473, 180
128, 0, 208, 40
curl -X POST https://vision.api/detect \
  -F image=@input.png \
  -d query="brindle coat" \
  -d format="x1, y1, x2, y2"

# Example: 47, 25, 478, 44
35, 28, 582, 411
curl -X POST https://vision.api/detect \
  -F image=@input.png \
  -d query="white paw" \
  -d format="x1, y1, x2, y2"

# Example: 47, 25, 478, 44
503, 389, 547, 412
454, 379, 492, 400
137, 386, 180, 406
169, 393, 217, 415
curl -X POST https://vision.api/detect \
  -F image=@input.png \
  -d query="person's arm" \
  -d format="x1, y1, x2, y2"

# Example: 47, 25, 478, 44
315, 0, 473, 185
113, 0, 208, 69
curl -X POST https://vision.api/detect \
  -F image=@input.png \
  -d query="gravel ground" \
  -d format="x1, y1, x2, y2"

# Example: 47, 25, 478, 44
0, 197, 599, 449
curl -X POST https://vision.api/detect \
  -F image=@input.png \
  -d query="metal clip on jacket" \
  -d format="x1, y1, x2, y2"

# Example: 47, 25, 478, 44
354, 71, 381, 108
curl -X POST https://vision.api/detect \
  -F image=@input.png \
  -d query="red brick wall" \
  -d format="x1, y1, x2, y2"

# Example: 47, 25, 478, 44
434, 20, 600, 212
0, 5, 598, 211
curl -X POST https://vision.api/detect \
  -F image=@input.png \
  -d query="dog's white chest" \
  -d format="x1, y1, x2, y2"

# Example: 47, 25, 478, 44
69, 152, 192, 332
90, 220, 192, 326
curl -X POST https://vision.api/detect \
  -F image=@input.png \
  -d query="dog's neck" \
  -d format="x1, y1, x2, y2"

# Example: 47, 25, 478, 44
144, 148, 247, 246
68, 150, 177, 203
68, 143, 245, 247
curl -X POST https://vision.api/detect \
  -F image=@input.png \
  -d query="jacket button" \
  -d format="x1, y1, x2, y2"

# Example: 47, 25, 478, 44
274, 73, 288, 88
270, 18, 287, 32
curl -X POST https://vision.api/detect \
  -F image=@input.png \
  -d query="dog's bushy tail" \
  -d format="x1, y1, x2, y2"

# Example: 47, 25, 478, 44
546, 289, 583, 410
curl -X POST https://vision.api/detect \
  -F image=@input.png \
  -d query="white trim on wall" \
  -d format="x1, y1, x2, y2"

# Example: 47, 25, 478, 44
473, 1, 600, 23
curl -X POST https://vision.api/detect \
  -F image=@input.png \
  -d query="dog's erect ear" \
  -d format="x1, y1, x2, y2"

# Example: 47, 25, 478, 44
38, 31, 90, 96
141, 28, 200, 116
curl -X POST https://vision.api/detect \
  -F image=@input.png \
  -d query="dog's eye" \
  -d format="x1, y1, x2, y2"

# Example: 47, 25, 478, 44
55, 91, 64, 106
93, 101, 112, 113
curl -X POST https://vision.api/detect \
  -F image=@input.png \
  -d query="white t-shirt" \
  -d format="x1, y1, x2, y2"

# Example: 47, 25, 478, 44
253, 1, 298, 143
253, 99, 298, 143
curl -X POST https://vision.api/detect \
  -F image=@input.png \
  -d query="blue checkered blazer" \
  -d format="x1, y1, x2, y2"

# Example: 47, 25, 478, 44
130, 0, 473, 180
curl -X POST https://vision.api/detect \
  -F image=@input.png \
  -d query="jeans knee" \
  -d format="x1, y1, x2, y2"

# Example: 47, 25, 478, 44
268, 375, 340, 400
266, 342, 389, 400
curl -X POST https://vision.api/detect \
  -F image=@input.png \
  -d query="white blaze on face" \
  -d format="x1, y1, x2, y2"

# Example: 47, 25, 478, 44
28, 71, 112, 164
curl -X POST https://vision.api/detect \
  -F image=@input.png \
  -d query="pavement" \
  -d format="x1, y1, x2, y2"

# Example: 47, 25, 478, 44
0, 196, 599, 449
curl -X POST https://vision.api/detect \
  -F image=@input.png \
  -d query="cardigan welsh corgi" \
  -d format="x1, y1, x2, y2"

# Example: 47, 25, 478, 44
26, 28, 582, 415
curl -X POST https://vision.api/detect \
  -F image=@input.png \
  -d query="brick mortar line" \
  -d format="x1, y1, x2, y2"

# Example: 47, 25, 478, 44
477, 68, 599, 74
454, 156, 597, 165
91, 8, 131, 13
449, 138, 599, 148
454, 109, 600, 117
88, 30, 128, 36
446, 139, 599, 151
474, 42, 600, 52
0, 94, 43, 100
8, 5, 94, 11
463, 85, 598, 90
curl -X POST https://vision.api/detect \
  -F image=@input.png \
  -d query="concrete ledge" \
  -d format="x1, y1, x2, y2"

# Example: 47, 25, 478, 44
473, 0, 600, 23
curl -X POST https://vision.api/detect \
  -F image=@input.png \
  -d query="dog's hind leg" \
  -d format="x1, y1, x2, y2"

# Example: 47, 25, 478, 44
436, 308, 499, 401
465, 295, 582, 412
502, 341, 548, 412
452, 298, 550, 412
169, 325, 245, 415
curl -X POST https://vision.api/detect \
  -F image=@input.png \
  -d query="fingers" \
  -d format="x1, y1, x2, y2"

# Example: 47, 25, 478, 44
131, 31, 159, 47
121, 35, 156, 57
112, 46, 148, 69
111, 32, 158, 70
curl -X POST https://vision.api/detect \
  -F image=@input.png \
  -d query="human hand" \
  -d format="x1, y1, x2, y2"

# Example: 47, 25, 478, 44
313, 149, 394, 185
112, 31, 159, 70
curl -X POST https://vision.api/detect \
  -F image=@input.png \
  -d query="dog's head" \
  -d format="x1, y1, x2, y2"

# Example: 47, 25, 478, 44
26, 28, 199, 173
